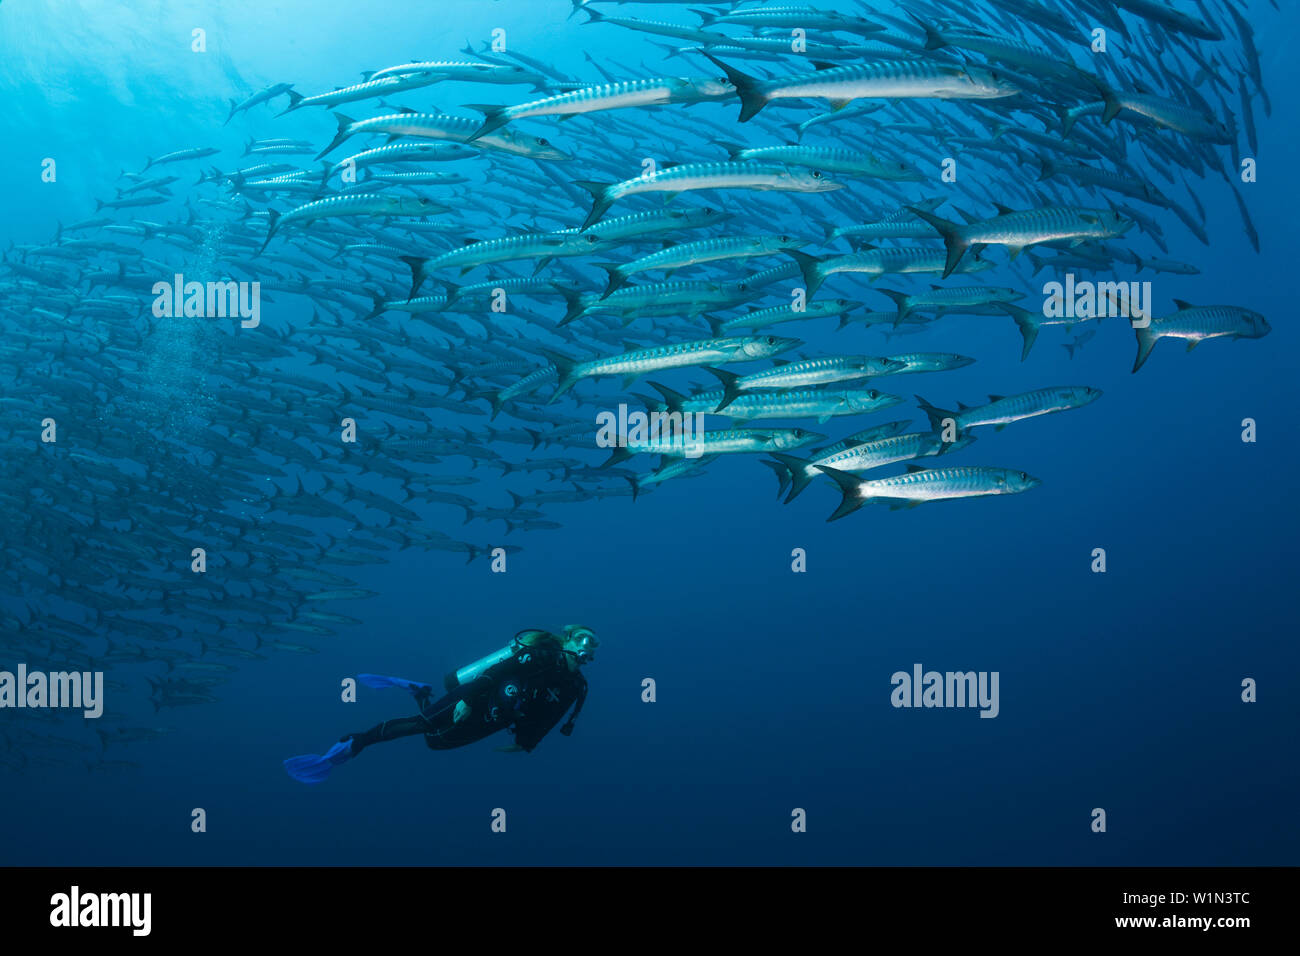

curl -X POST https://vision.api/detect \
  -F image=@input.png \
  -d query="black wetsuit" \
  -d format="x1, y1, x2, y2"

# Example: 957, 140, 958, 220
348, 640, 587, 755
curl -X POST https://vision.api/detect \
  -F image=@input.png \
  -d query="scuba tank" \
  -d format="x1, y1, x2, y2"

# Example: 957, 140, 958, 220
443, 629, 558, 691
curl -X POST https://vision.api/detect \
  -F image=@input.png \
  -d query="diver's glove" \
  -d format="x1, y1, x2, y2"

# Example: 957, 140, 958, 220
453, 700, 471, 724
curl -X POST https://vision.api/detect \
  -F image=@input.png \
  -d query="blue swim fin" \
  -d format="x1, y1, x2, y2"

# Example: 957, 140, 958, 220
283, 740, 354, 785
357, 674, 434, 697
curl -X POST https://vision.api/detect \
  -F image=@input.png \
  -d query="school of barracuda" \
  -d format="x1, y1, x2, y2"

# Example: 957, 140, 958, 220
0, 0, 1274, 769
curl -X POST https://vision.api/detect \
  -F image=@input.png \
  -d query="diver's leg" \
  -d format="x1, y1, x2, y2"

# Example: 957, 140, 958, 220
344, 715, 430, 755
345, 688, 467, 755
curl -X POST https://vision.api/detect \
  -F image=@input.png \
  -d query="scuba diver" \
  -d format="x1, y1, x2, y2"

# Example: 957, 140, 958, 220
283, 625, 597, 784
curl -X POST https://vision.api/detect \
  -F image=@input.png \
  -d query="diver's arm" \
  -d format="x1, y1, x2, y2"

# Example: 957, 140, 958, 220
559, 674, 588, 737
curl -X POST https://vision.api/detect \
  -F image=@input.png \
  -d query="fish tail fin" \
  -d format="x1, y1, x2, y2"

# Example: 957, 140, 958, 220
1132, 322, 1158, 373
769, 452, 818, 503
464, 104, 509, 142
648, 381, 686, 413
598, 264, 627, 299
914, 394, 957, 434
538, 348, 579, 401
579, 3, 603, 22
601, 445, 633, 468
703, 53, 767, 122
315, 111, 355, 159
257, 208, 280, 256
224, 98, 238, 125
624, 474, 640, 502
1084, 74, 1123, 125
573, 180, 613, 229
759, 458, 793, 501
1055, 105, 1079, 138
907, 206, 967, 278
814, 464, 868, 522
703, 366, 742, 411
905, 11, 946, 50
876, 288, 911, 326
399, 255, 429, 299
278, 89, 305, 116
996, 302, 1041, 361
785, 249, 826, 297
94, 199, 104, 212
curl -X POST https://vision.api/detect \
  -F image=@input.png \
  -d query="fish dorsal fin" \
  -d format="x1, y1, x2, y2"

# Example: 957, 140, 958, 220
992, 202, 1015, 216
1173, 298, 1195, 310
988, 393, 1005, 402
955, 401, 972, 411
771, 358, 790, 366
811, 61, 838, 71
905, 464, 927, 473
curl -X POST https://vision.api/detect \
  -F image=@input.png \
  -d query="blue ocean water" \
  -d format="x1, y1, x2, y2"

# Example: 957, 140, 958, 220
0, 0, 1296, 865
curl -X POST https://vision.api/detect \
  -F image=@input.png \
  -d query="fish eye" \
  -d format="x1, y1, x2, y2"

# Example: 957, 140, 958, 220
811, 170, 822, 178
1020, 472, 1029, 481
869, 390, 879, 398
718, 76, 729, 84
538, 138, 549, 145
779, 234, 790, 242
765, 336, 776, 344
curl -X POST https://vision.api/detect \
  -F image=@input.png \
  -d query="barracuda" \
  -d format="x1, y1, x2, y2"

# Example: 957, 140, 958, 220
916, 386, 1103, 433
258, 194, 445, 254
604, 426, 824, 466
767, 430, 979, 502
544, 334, 800, 399
812, 465, 1042, 520
316, 112, 571, 162
400, 231, 600, 296
715, 298, 861, 334
649, 382, 903, 423
789, 247, 994, 297
466, 76, 734, 140
564, 278, 752, 325
705, 54, 1020, 123
910, 205, 1132, 278
366, 59, 548, 88
705, 355, 906, 409
575, 161, 840, 229
563, 206, 730, 243
327, 142, 479, 178
600, 234, 802, 297
225, 83, 294, 124
720, 144, 923, 181
280, 73, 446, 114
1132, 301, 1271, 373
876, 285, 1025, 325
